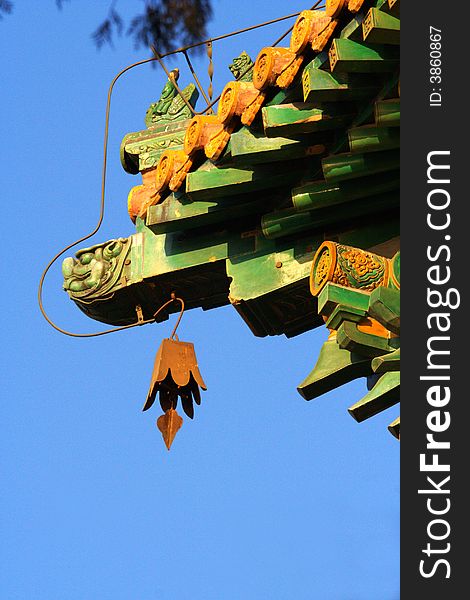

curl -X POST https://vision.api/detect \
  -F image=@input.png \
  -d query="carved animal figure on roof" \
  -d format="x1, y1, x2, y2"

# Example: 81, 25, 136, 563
145, 69, 199, 127
228, 51, 254, 82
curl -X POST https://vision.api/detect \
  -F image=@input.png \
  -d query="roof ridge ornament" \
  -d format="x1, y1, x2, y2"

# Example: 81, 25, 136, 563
145, 68, 199, 127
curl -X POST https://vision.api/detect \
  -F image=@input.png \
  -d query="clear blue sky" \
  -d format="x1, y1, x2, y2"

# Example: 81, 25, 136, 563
1, 2, 399, 598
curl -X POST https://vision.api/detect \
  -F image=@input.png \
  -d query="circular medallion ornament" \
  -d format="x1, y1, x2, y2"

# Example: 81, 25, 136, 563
253, 47, 297, 90
310, 241, 337, 295
290, 11, 314, 54
253, 48, 275, 90
218, 82, 238, 124
155, 150, 175, 192
184, 116, 203, 155
326, 0, 347, 18
310, 242, 390, 296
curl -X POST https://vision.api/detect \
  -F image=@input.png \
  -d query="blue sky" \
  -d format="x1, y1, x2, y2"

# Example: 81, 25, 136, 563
1, 2, 399, 598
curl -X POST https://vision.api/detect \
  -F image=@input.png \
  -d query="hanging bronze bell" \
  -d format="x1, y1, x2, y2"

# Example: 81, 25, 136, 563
143, 337, 207, 450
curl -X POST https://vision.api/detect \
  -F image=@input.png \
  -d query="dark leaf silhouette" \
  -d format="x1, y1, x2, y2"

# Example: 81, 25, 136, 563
0, 0, 13, 20
92, 19, 114, 49
3, 1, 213, 55
93, 1, 213, 54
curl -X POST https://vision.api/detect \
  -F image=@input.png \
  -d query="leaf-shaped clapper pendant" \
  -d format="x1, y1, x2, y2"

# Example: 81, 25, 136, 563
143, 338, 207, 450
157, 408, 183, 451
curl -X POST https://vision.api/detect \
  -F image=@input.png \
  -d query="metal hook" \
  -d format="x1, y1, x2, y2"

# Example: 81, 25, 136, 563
152, 293, 186, 340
